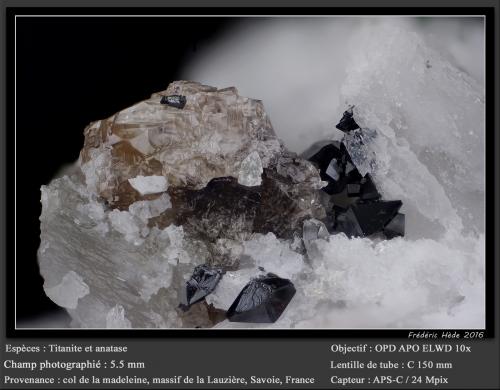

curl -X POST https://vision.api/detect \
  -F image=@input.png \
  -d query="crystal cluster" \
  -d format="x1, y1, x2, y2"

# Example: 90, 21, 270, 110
39, 81, 324, 328
182, 21, 485, 329
305, 108, 404, 239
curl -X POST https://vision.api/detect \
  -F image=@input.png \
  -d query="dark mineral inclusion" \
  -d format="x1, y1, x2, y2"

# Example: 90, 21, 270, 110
183, 264, 224, 307
307, 109, 405, 239
160, 95, 187, 109
336, 200, 403, 237
335, 106, 360, 132
227, 274, 296, 323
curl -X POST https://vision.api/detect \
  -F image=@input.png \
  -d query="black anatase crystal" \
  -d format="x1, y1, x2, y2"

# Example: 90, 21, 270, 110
346, 183, 361, 197
160, 94, 187, 109
308, 142, 348, 195
335, 106, 360, 132
307, 107, 405, 240
358, 174, 381, 201
383, 213, 405, 239
338, 200, 402, 237
183, 264, 224, 308
227, 274, 296, 323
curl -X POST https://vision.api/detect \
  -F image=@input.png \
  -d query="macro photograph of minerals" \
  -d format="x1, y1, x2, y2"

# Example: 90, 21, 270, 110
16, 16, 485, 329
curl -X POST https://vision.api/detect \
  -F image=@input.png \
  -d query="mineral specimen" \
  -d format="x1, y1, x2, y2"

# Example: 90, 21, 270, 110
226, 274, 296, 323
306, 108, 405, 240
38, 88, 408, 327
335, 201, 403, 238
358, 174, 380, 201
39, 81, 324, 328
307, 142, 348, 195
160, 94, 187, 109
38, 23, 485, 329
383, 213, 405, 239
185, 21, 485, 330
335, 106, 360, 132
183, 264, 224, 307
342, 127, 378, 176
238, 151, 263, 187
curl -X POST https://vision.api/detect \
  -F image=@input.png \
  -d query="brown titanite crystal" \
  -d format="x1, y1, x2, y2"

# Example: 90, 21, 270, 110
79, 80, 326, 240
40, 80, 327, 328
80, 81, 284, 209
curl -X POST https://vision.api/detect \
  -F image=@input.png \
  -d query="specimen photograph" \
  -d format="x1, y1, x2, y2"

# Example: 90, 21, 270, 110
16, 16, 485, 329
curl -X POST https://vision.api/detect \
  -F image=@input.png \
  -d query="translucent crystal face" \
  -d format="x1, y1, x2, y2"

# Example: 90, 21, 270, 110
238, 151, 263, 187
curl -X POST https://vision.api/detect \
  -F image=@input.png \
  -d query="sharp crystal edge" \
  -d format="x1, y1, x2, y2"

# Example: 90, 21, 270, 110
307, 107, 405, 239
184, 264, 224, 307
160, 94, 187, 109
335, 106, 360, 132
226, 274, 296, 323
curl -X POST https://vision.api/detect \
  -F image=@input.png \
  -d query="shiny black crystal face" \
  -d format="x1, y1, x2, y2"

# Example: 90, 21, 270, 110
359, 174, 381, 201
308, 108, 405, 239
160, 95, 187, 109
185, 264, 224, 307
227, 274, 296, 323
335, 201, 403, 237
335, 107, 360, 132
383, 213, 405, 239
308, 142, 363, 196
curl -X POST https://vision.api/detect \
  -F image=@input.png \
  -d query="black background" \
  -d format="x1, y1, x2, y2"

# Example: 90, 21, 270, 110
15, 17, 235, 322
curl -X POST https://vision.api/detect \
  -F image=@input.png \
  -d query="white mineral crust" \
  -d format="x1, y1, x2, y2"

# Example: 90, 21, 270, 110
128, 175, 168, 196
238, 151, 263, 186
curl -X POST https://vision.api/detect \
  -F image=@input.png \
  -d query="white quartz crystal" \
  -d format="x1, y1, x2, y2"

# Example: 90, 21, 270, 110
108, 209, 145, 245
128, 193, 171, 222
302, 219, 329, 260
44, 271, 89, 310
128, 175, 168, 196
106, 305, 132, 328
238, 151, 263, 186
342, 128, 379, 177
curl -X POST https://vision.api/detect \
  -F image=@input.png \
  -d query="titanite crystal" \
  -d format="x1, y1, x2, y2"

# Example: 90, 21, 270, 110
80, 81, 284, 210
39, 81, 325, 328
